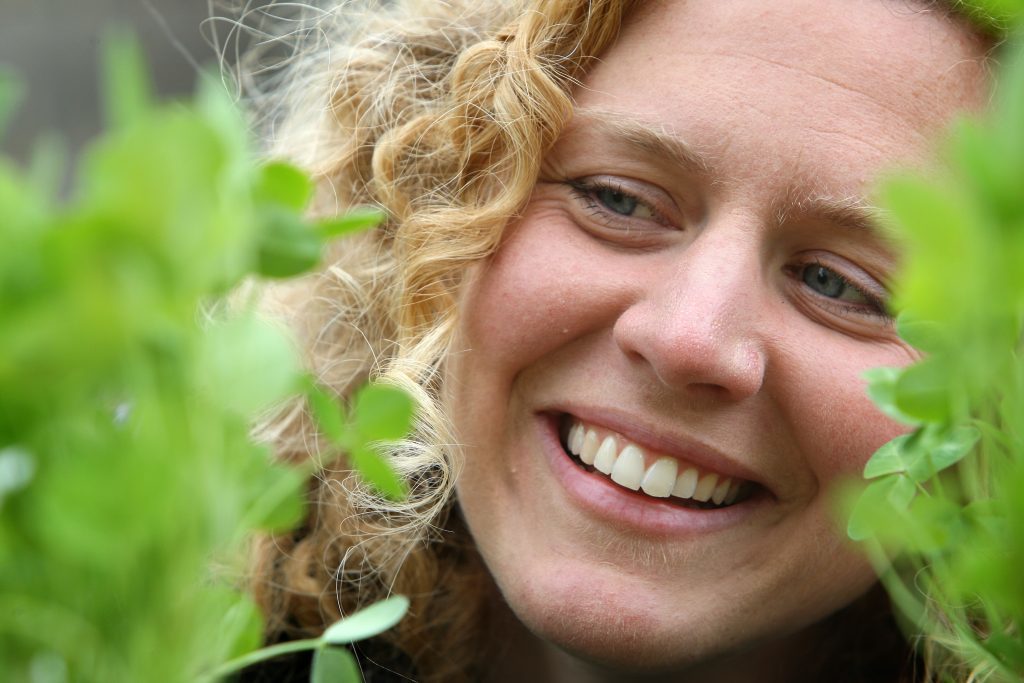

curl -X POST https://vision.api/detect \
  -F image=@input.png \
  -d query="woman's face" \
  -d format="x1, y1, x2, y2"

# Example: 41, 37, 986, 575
447, 0, 988, 675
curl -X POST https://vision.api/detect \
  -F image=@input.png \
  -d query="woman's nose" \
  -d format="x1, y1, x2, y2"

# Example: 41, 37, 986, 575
612, 234, 767, 402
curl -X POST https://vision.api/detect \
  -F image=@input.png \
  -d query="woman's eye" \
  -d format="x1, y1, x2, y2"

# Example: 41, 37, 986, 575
566, 177, 672, 232
794, 261, 892, 322
593, 187, 655, 219
801, 264, 869, 304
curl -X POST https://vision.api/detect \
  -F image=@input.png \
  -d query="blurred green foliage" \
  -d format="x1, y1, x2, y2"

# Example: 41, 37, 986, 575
0, 36, 406, 683
850, 15, 1024, 681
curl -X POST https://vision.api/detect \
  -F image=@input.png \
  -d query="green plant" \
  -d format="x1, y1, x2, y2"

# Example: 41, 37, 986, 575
0, 36, 408, 683
847, 18, 1024, 682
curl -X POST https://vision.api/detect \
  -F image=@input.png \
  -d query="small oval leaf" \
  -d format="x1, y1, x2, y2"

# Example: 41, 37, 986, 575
256, 209, 323, 278
311, 646, 361, 683
321, 595, 410, 646
906, 425, 979, 481
354, 384, 414, 442
255, 162, 312, 210
250, 463, 307, 533
306, 378, 348, 445
894, 359, 951, 423
351, 446, 406, 501
863, 434, 914, 479
317, 208, 385, 239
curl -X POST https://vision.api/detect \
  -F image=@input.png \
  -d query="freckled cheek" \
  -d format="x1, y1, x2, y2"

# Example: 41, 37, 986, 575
793, 362, 911, 483
460, 218, 626, 358
462, 255, 568, 353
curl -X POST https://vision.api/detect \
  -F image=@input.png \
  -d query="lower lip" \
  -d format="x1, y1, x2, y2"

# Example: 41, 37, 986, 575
537, 413, 762, 537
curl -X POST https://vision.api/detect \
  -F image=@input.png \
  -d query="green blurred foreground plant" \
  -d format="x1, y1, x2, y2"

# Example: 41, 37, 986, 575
0, 38, 409, 682
848, 15, 1024, 682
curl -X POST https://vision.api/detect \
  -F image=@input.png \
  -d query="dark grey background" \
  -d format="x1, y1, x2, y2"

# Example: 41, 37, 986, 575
1, 1, 215, 162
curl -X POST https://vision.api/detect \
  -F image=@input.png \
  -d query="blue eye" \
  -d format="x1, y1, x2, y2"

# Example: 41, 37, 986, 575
801, 264, 869, 304
571, 179, 657, 221
596, 188, 640, 216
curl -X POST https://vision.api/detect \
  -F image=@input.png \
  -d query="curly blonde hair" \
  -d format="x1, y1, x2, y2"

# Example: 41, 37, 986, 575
227, 1, 636, 679
222, 0, 1002, 680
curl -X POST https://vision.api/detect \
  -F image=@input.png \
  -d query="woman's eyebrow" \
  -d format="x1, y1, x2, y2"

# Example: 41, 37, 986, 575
568, 108, 714, 176
567, 110, 886, 234
776, 192, 889, 234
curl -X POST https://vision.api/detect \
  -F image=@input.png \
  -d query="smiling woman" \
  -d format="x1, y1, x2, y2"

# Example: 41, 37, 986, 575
237, 1, 995, 681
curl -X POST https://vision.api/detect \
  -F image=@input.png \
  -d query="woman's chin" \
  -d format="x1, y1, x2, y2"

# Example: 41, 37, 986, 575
488, 553, 871, 681
495, 567, 746, 675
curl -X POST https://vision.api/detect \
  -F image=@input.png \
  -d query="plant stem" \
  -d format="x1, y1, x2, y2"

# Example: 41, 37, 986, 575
200, 637, 322, 682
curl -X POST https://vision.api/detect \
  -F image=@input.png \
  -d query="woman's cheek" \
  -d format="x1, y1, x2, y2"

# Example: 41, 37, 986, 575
779, 341, 915, 482
460, 209, 638, 361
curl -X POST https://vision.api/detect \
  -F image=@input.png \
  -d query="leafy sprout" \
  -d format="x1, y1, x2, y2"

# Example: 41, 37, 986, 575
0, 34, 407, 683
849, 21, 1024, 682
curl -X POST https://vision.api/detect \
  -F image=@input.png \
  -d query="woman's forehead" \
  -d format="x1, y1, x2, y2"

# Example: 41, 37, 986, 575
613, 0, 991, 113
569, 0, 991, 198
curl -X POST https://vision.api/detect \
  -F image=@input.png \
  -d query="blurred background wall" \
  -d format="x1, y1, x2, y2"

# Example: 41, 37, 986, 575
1, 1, 216, 163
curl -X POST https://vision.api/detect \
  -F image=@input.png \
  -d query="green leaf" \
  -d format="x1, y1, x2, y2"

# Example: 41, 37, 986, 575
316, 208, 386, 239
305, 378, 348, 445
311, 646, 362, 683
256, 208, 323, 278
863, 434, 915, 479
350, 446, 407, 501
884, 474, 916, 509
904, 493, 965, 554
248, 462, 307, 532
256, 205, 382, 280
863, 367, 919, 425
963, 498, 1006, 537
880, 176, 979, 326
101, 32, 152, 129
864, 426, 978, 484
894, 358, 951, 423
895, 311, 945, 353
906, 426, 979, 481
321, 595, 410, 646
847, 475, 916, 542
255, 162, 312, 210
354, 384, 414, 442
199, 315, 299, 416
218, 595, 264, 661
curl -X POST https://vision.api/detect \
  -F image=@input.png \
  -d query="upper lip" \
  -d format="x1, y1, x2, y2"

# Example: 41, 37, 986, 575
550, 404, 767, 489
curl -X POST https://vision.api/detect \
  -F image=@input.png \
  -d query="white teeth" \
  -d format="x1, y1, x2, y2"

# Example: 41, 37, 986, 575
640, 457, 678, 498
672, 467, 699, 499
711, 477, 732, 505
592, 436, 618, 474
569, 422, 584, 455
566, 420, 745, 507
610, 445, 645, 490
724, 480, 741, 505
580, 429, 600, 465
692, 473, 719, 502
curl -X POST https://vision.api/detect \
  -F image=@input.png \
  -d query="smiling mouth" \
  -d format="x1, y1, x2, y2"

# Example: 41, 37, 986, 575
558, 415, 755, 510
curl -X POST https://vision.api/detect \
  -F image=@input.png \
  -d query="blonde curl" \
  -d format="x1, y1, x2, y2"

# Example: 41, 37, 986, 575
221, 1, 636, 679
